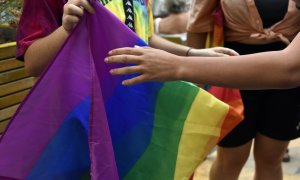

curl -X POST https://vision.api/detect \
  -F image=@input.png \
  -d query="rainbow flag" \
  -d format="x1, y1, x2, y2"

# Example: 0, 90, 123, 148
205, 5, 224, 48
0, 1, 242, 180
205, 5, 244, 118
208, 87, 244, 119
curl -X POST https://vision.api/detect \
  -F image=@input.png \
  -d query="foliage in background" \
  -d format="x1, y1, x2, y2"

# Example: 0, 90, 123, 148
0, 0, 22, 27
0, 0, 22, 43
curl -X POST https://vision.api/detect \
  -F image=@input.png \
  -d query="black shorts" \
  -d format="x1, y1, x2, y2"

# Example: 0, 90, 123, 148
219, 87, 300, 147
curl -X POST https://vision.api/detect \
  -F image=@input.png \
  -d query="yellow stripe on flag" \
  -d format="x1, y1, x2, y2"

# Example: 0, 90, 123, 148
174, 89, 229, 180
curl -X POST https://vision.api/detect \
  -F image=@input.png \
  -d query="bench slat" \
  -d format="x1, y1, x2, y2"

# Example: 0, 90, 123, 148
0, 68, 29, 85
0, 43, 31, 134
0, 89, 30, 109
0, 58, 24, 73
0, 105, 19, 122
0, 119, 10, 134
0, 42, 16, 60
0, 77, 35, 97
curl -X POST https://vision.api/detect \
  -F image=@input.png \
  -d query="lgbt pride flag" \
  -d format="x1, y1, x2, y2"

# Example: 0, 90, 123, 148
0, 1, 242, 180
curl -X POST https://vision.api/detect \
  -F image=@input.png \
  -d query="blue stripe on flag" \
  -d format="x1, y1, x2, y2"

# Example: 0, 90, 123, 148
27, 97, 91, 180
106, 82, 163, 177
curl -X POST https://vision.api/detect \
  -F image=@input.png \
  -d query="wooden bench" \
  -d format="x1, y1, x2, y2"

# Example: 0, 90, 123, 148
0, 42, 35, 135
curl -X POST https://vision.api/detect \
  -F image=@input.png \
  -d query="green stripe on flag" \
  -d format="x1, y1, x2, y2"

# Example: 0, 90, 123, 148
124, 81, 199, 180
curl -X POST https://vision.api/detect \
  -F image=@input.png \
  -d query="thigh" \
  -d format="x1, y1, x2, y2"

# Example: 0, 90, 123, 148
218, 90, 262, 147
216, 140, 252, 165
253, 133, 289, 162
259, 87, 300, 140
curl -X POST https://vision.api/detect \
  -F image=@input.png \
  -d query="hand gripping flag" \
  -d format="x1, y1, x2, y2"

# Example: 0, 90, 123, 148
0, 1, 243, 180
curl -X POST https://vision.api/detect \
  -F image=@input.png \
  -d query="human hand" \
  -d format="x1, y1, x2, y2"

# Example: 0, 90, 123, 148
62, 0, 95, 33
105, 47, 182, 85
188, 47, 239, 57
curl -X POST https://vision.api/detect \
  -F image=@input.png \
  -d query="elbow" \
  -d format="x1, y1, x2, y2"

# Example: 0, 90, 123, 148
24, 66, 41, 77
24, 60, 42, 77
277, 64, 300, 89
24, 51, 44, 77
274, 50, 300, 89
280, 73, 300, 89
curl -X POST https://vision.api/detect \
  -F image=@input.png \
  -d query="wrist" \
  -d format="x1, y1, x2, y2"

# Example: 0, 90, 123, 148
60, 26, 71, 36
185, 47, 193, 56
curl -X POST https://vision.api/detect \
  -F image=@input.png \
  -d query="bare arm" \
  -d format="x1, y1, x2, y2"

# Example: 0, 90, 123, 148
149, 34, 190, 56
24, 27, 69, 76
179, 50, 297, 89
180, 32, 300, 89
24, 0, 94, 76
106, 33, 300, 89
149, 33, 238, 57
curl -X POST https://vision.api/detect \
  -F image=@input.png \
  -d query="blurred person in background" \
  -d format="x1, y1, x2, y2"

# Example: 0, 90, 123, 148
153, 0, 191, 34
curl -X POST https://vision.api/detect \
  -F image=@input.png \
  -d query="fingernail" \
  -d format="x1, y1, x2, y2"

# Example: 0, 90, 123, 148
104, 58, 108, 62
110, 69, 114, 74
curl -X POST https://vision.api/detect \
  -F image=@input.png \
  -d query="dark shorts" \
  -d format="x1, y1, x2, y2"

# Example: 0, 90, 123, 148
219, 41, 300, 147
219, 88, 300, 147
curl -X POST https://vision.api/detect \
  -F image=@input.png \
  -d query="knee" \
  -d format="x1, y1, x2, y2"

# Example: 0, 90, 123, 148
254, 151, 283, 167
215, 152, 249, 170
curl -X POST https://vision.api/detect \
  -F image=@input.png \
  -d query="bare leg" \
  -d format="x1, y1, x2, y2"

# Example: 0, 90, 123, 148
253, 133, 289, 180
209, 140, 252, 180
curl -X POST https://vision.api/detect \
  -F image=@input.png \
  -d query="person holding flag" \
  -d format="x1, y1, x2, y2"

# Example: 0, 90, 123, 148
16, 0, 237, 77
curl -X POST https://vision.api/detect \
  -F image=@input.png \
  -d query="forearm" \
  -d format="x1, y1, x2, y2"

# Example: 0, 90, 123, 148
178, 50, 299, 89
148, 34, 189, 56
24, 26, 69, 76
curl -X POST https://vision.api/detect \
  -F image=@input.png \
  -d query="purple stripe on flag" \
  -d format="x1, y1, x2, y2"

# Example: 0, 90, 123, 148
87, 1, 143, 103
89, 56, 118, 179
0, 18, 91, 179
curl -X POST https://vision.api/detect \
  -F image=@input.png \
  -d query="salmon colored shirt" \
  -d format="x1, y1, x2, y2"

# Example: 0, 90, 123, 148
187, 0, 300, 44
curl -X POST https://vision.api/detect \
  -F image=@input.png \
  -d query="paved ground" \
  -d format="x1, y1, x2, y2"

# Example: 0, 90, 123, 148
194, 138, 300, 180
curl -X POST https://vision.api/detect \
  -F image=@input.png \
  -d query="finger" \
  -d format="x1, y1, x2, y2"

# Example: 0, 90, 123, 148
64, 4, 84, 16
218, 48, 239, 56
141, 46, 151, 49
68, 0, 95, 14
134, 45, 151, 49
214, 53, 229, 57
109, 47, 144, 56
105, 55, 142, 64
122, 75, 148, 86
208, 51, 229, 57
110, 66, 142, 75
63, 14, 80, 24
79, 0, 95, 14
227, 49, 239, 56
